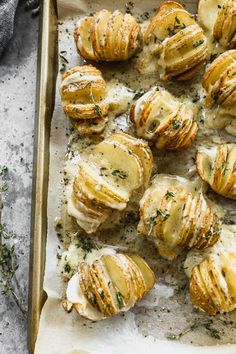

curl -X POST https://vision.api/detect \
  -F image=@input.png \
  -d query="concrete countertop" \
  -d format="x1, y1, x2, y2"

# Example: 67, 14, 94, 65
0, 2, 39, 353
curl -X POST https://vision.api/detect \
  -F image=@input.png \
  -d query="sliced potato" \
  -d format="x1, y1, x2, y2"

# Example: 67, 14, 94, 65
138, 174, 220, 257
129, 254, 155, 291
74, 10, 141, 62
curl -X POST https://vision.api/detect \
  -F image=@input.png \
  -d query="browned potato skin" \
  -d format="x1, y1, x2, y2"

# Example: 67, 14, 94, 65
60, 65, 109, 135
196, 144, 236, 200
130, 89, 198, 151
138, 178, 220, 257
213, 0, 236, 48
202, 50, 236, 110
74, 10, 141, 62
190, 253, 236, 315
144, 1, 208, 81
68, 253, 155, 320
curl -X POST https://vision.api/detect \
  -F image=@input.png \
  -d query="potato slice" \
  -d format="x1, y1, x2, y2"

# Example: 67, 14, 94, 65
93, 140, 144, 191
74, 17, 96, 61
102, 254, 134, 309
66, 272, 104, 321
109, 132, 153, 184
91, 10, 111, 60
124, 255, 147, 301
105, 10, 124, 60
129, 254, 155, 291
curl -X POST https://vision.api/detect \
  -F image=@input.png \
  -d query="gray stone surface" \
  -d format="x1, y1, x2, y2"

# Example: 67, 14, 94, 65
0, 2, 39, 353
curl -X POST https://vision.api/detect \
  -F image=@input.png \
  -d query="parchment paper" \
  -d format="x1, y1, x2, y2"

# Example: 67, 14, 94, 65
35, 1, 236, 353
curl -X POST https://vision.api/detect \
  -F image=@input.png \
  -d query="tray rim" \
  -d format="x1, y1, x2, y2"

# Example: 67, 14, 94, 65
27, 0, 58, 352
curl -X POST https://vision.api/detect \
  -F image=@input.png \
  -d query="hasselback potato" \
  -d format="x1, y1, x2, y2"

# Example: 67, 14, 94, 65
196, 144, 236, 200
67, 132, 153, 233
198, 0, 236, 48
66, 252, 155, 320
138, 174, 220, 259
144, 1, 208, 81
202, 50, 236, 115
74, 10, 141, 62
130, 88, 198, 150
61, 65, 109, 135
186, 225, 236, 315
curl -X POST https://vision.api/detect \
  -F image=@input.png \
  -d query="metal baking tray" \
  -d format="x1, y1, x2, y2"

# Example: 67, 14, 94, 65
28, 0, 58, 352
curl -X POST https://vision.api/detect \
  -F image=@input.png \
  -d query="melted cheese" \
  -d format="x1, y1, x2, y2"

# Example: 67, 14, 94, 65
184, 224, 236, 278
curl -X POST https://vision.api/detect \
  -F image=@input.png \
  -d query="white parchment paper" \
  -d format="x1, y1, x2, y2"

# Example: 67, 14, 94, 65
35, 1, 236, 353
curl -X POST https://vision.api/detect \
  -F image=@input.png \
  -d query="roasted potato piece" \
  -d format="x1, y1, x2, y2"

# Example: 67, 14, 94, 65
196, 144, 236, 200
68, 133, 153, 233
66, 252, 155, 320
144, 1, 208, 81
198, 0, 236, 48
130, 88, 198, 150
138, 174, 220, 259
202, 50, 236, 115
60, 65, 109, 135
74, 10, 141, 62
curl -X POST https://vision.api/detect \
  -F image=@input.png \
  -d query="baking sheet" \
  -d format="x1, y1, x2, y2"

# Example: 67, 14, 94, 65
35, 0, 236, 353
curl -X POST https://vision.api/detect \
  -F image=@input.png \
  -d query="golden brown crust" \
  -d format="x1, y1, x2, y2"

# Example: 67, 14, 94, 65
144, 1, 208, 81
190, 253, 236, 315
130, 88, 198, 150
138, 175, 220, 257
74, 10, 141, 62
70, 133, 153, 234
202, 50, 236, 112
60, 65, 109, 135
196, 144, 236, 200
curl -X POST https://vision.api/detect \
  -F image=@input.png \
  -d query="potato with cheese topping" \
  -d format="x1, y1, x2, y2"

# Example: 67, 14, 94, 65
60, 65, 109, 135
130, 88, 198, 150
138, 174, 220, 259
67, 132, 153, 234
202, 50, 236, 115
65, 252, 155, 320
185, 225, 236, 315
198, 0, 236, 48
144, 1, 208, 81
74, 10, 141, 62
196, 144, 236, 200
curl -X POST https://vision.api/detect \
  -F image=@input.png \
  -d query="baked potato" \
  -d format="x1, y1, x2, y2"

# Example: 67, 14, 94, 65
74, 10, 141, 62
144, 1, 208, 81
61, 65, 109, 135
67, 132, 153, 233
66, 252, 155, 320
138, 174, 220, 259
202, 50, 236, 115
130, 88, 198, 150
198, 0, 236, 48
196, 144, 236, 200
185, 225, 236, 315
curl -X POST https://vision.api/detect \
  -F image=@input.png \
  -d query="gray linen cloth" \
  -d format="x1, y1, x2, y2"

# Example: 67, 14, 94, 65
0, 0, 19, 57
0, 0, 39, 57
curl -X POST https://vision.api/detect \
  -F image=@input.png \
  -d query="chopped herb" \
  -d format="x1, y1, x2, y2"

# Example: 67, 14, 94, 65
78, 234, 94, 254
165, 190, 175, 199
148, 208, 170, 225
64, 263, 71, 273
100, 290, 105, 301
204, 322, 221, 339
94, 104, 102, 117
172, 119, 182, 129
60, 63, 66, 74
116, 292, 124, 308
193, 93, 200, 103
112, 169, 127, 179
167, 16, 186, 37
133, 90, 145, 100
56, 253, 62, 260
166, 323, 198, 341
59, 53, 69, 63
193, 39, 204, 48
0, 166, 7, 175
88, 83, 102, 117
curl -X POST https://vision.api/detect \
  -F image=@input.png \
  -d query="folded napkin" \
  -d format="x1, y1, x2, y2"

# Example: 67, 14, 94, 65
0, 0, 39, 57
0, 0, 19, 57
